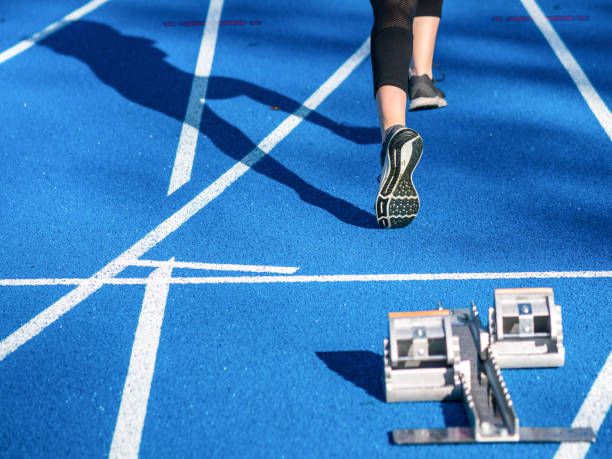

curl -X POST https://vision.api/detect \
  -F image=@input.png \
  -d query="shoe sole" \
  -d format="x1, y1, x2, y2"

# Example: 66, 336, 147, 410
376, 128, 423, 229
409, 96, 447, 111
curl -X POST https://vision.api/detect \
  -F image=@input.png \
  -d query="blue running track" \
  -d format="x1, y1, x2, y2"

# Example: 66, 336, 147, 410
0, 0, 610, 457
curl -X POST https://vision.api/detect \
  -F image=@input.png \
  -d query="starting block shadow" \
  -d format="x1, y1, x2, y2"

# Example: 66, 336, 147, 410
316, 351, 385, 402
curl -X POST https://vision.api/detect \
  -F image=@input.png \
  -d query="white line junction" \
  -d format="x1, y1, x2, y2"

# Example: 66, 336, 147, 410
2, 260, 610, 459
0, 0, 609, 456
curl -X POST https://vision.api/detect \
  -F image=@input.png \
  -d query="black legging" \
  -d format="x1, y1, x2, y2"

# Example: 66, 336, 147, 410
370, 0, 443, 96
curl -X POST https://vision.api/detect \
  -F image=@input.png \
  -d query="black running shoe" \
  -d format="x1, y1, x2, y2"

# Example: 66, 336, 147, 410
375, 125, 423, 228
409, 74, 447, 111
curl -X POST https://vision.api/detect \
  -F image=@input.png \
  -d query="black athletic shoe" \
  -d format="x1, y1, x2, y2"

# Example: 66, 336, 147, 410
375, 125, 423, 228
409, 74, 447, 111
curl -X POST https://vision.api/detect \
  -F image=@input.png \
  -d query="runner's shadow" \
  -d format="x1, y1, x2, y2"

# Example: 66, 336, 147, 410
40, 21, 379, 228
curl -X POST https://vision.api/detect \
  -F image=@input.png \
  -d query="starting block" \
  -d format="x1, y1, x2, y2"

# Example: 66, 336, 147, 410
384, 310, 463, 402
489, 288, 564, 368
384, 288, 595, 445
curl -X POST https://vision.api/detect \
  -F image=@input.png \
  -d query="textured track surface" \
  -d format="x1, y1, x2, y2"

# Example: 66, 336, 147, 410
0, 0, 610, 457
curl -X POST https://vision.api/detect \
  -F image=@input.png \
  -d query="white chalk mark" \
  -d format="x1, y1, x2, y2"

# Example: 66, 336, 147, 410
521, 0, 612, 141
167, 0, 225, 195
109, 261, 173, 459
0, 37, 371, 362
0, 0, 112, 65
1, 270, 611, 287
554, 350, 612, 458
131, 259, 299, 274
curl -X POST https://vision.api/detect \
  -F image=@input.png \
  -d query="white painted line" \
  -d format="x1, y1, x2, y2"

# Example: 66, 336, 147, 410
0, 37, 370, 362
181, 36, 372, 204
0, 0, 112, 65
0, 255, 138, 361
167, 0, 225, 195
131, 259, 299, 274
1, 270, 611, 286
554, 350, 612, 459
109, 262, 173, 459
521, 0, 612, 141
155, 270, 612, 284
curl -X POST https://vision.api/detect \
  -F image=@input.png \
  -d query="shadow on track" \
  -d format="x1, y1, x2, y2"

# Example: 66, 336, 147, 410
316, 350, 385, 401
317, 350, 473, 429
40, 21, 379, 229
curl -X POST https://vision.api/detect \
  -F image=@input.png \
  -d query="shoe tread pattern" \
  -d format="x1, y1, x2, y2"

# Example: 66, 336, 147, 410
376, 130, 422, 229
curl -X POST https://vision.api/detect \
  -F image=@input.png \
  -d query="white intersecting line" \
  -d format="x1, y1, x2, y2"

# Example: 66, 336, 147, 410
131, 258, 299, 274
521, 0, 612, 141
109, 260, 173, 459
167, 0, 225, 196
554, 350, 612, 459
0, 0, 112, 65
1, 270, 611, 287
0, 36, 371, 363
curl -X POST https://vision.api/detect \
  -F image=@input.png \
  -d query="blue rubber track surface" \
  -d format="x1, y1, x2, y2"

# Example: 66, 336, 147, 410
0, 0, 610, 457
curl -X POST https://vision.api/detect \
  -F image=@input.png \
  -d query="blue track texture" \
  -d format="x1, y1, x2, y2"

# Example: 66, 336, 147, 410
0, 0, 610, 457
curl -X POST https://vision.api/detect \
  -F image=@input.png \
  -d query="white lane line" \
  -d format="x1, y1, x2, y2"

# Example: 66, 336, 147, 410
131, 259, 299, 274
167, 0, 225, 196
0, 0, 111, 65
0, 37, 371, 362
554, 350, 612, 459
109, 261, 173, 459
521, 0, 612, 141
1, 270, 611, 286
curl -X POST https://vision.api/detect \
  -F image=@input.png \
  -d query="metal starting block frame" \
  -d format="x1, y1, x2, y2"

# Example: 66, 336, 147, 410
384, 288, 595, 445
489, 288, 564, 368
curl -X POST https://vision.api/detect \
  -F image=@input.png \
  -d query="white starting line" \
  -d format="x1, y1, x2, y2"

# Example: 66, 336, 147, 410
1, 269, 611, 287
